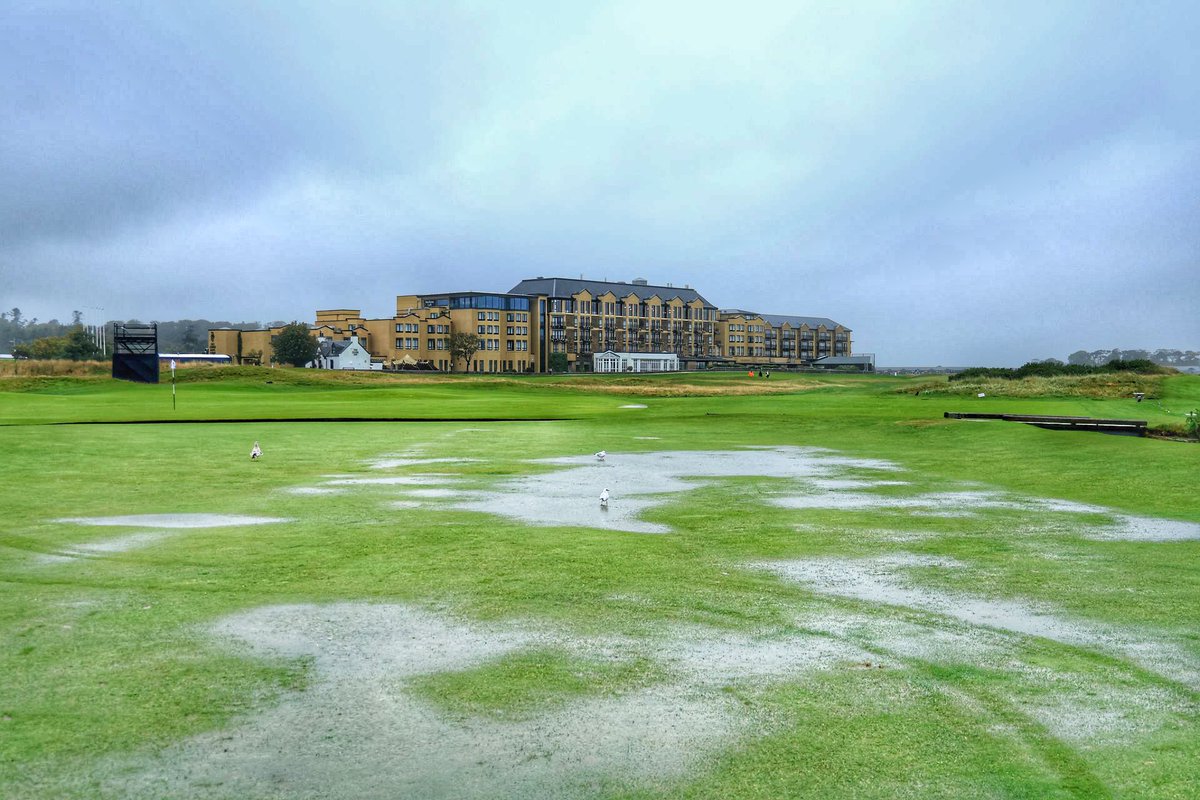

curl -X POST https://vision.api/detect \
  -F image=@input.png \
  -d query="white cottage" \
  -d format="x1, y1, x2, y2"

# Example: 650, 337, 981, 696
309, 334, 378, 370
592, 350, 679, 373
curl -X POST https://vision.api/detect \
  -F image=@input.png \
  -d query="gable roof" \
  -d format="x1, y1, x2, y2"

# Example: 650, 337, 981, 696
509, 277, 714, 307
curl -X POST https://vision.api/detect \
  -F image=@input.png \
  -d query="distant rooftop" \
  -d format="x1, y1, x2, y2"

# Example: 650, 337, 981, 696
509, 276, 714, 306
720, 310, 848, 330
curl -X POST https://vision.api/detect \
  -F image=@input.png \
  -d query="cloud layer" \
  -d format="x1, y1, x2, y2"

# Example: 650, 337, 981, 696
2, 1, 1196, 364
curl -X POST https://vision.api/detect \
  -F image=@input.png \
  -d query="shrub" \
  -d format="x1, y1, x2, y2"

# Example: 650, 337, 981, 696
950, 360, 1168, 382
1185, 410, 1200, 440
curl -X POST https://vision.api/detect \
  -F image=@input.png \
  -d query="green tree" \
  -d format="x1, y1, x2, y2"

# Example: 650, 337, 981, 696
271, 322, 318, 367
549, 352, 569, 373
62, 326, 103, 360
18, 336, 68, 359
180, 324, 203, 352
448, 332, 481, 372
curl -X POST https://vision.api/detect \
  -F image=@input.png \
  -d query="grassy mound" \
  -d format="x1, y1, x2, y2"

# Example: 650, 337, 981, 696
903, 372, 1165, 400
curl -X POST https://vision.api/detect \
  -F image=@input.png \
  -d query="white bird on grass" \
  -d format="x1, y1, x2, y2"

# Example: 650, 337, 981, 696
599, 488, 610, 507
595, 450, 607, 461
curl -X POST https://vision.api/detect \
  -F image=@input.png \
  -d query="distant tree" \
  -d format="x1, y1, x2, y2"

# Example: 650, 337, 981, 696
271, 322, 318, 367
448, 332, 481, 372
62, 325, 103, 360
180, 324, 203, 352
1067, 350, 1092, 366
548, 352, 569, 373
20, 336, 68, 359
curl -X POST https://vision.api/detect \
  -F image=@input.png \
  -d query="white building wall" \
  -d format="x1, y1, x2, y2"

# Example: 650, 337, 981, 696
593, 351, 679, 373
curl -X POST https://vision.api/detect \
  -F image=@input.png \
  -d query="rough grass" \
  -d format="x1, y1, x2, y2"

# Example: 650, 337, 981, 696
530, 378, 830, 396
0, 359, 110, 379
177, 366, 838, 396
903, 372, 1165, 400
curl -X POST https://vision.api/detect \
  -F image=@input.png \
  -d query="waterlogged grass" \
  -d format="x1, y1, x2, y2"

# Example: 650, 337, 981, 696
410, 649, 664, 721
0, 371, 1197, 798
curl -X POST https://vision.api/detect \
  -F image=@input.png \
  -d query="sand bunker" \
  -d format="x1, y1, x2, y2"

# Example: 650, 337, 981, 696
55, 514, 291, 528
110, 602, 867, 799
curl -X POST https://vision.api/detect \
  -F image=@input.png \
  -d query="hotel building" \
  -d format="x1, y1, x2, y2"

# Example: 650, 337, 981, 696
208, 276, 855, 373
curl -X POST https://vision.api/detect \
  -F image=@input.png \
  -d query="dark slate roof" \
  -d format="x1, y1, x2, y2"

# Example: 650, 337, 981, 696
758, 312, 848, 331
320, 334, 370, 358
509, 277, 714, 307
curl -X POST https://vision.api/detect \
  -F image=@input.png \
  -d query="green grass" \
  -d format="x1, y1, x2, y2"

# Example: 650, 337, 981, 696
0, 370, 1197, 798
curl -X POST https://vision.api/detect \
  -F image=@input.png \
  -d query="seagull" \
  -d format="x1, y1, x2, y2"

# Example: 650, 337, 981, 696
595, 450, 607, 461
599, 488, 610, 507
250, 441, 262, 460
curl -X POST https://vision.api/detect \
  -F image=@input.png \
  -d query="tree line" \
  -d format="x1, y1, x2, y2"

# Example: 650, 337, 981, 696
1067, 349, 1200, 367
2, 310, 284, 358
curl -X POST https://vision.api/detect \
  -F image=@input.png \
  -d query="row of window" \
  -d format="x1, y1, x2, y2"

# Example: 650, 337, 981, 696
397, 322, 450, 333
547, 299, 716, 320
396, 338, 450, 350
471, 359, 529, 372
442, 295, 530, 311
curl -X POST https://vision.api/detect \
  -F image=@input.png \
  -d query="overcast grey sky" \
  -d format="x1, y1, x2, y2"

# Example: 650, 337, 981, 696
1, 1, 1196, 364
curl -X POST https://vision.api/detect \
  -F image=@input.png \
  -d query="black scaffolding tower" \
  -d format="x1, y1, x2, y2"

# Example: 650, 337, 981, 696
112, 323, 159, 383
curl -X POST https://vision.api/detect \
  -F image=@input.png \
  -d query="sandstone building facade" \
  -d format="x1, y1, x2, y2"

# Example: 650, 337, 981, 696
208, 276, 854, 373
